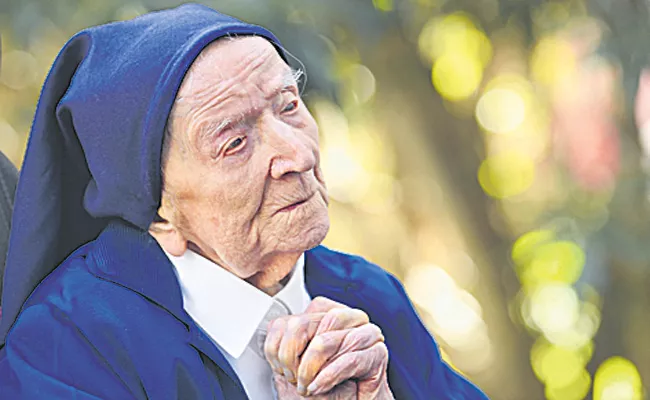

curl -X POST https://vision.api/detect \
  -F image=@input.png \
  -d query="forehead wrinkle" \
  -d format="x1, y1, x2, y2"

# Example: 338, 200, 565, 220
179, 42, 277, 112
173, 39, 296, 155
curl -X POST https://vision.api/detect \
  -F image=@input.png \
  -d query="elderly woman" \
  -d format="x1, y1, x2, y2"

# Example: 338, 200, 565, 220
0, 5, 487, 399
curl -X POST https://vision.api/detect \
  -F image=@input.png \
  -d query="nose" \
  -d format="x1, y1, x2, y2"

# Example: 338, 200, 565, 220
266, 117, 316, 180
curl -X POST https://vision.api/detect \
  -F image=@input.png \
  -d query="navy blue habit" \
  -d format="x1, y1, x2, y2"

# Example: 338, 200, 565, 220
0, 4, 489, 399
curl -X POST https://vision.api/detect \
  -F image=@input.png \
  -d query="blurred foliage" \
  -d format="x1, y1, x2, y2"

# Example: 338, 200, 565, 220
2, 0, 650, 399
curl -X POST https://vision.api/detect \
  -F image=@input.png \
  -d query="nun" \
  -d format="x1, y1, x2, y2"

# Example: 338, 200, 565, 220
0, 4, 488, 399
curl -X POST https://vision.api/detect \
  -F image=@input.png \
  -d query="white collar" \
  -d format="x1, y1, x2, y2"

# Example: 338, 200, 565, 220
165, 249, 307, 359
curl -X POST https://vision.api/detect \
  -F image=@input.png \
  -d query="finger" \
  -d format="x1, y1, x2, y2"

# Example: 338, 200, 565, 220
304, 296, 347, 314
333, 323, 384, 354
297, 324, 384, 393
273, 372, 356, 400
307, 342, 388, 397
277, 313, 323, 383
315, 307, 369, 335
264, 317, 288, 374
296, 329, 350, 394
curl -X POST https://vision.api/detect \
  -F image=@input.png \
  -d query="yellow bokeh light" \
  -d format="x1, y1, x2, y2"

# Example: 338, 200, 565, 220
406, 265, 487, 351
545, 304, 600, 348
420, 12, 493, 102
530, 283, 580, 334
321, 144, 370, 203
0, 50, 39, 90
574, 340, 595, 366
355, 173, 401, 214
418, 13, 492, 67
312, 101, 367, 203
339, 64, 377, 106
476, 88, 526, 134
483, 74, 536, 99
531, 36, 577, 86
478, 151, 535, 198
480, 74, 550, 162
594, 357, 644, 400
405, 264, 456, 306
531, 340, 584, 388
512, 229, 555, 268
545, 369, 592, 400
432, 53, 483, 101
372, 0, 393, 12
523, 241, 586, 286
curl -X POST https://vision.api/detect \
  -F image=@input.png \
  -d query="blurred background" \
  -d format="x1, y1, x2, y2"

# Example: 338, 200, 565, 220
1, 0, 650, 399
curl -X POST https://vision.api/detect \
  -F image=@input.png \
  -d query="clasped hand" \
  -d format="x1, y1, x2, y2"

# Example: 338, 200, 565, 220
264, 297, 394, 399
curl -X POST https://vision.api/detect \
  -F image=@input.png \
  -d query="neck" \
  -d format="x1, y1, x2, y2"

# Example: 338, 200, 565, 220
245, 252, 301, 296
259, 270, 293, 296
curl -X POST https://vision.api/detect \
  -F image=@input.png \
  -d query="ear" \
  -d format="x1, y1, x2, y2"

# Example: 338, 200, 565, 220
148, 205, 188, 257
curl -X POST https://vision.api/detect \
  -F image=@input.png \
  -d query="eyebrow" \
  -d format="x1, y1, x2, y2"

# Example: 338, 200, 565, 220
266, 68, 302, 101
196, 68, 304, 147
195, 118, 232, 148
284, 68, 304, 90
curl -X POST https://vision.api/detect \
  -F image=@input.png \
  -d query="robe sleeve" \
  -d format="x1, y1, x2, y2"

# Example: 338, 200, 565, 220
383, 274, 490, 400
0, 303, 137, 399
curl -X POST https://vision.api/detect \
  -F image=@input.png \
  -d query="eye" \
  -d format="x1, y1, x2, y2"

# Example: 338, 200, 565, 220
224, 136, 246, 155
282, 100, 299, 113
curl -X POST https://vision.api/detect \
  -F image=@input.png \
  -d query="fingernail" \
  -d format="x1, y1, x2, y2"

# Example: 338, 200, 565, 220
307, 382, 318, 395
284, 368, 295, 383
297, 383, 306, 395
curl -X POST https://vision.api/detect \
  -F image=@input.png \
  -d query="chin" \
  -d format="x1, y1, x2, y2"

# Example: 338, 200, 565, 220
296, 208, 330, 250
275, 215, 330, 254
302, 218, 330, 250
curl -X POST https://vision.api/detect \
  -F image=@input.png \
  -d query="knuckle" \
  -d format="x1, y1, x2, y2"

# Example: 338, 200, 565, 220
369, 323, 383, 336
312, 296, 329, 306
319, 311, 338, 329
310, 334, 326, 352
326, 308, 342, 319
286, 316, 301, 331
314, 296, 344, 309
375, 342, 389, 357
354, 308, 370, 321
269, 316, 288, 333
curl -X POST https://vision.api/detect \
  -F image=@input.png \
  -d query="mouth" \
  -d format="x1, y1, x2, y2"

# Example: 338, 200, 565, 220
277, 192, 315, 213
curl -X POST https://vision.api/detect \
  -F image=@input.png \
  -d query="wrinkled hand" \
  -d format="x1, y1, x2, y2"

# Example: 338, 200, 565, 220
264, 297, 393, 399
273, 373, 357, 399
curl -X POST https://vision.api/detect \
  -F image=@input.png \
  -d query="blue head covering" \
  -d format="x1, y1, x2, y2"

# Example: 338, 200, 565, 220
0, 4, 286, 344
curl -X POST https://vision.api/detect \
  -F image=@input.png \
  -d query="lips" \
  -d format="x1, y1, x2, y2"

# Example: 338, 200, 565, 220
277, 192, 315, 213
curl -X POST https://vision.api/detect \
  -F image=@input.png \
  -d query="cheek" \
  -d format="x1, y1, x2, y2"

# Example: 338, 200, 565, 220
206, 166, 268, 221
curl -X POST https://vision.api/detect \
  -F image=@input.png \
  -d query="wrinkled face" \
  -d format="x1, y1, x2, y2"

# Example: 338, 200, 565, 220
160, 37, 329, 288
